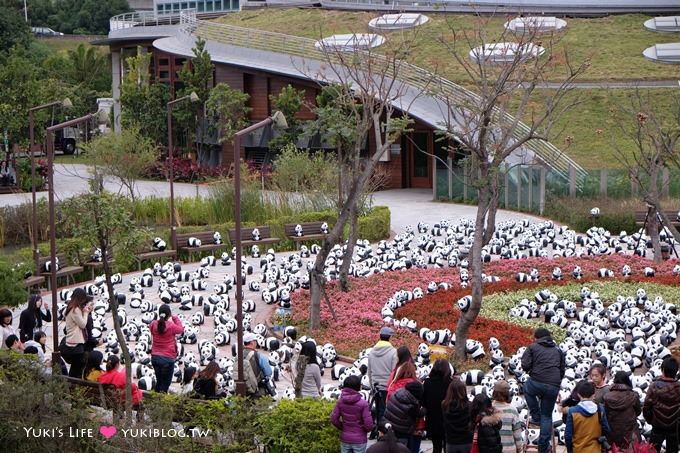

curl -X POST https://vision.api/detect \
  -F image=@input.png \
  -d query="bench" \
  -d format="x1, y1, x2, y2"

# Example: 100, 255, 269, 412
80, 249, 115, 279
134, 249, 177, 271
22, 275, 45, 289
228, 226, 280, 250
38, 253, 83, 290
283, 221, 329, 250
176, 231, 227, 261
58, 375, 143, 420
634, 210, 680, 229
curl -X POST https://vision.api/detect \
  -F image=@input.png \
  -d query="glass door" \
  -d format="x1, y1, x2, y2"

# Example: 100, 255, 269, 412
409, 131, 431, 188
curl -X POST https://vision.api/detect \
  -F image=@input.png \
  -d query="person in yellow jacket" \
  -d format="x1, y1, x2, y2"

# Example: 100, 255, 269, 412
565, 381, 610, 453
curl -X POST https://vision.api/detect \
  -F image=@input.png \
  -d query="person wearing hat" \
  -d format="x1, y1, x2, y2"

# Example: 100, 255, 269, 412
60, 288, 93, 378
521, 327, 565, 453
243, 331, 272, 397
368, 326, 398, 435
492, 380, 524, 453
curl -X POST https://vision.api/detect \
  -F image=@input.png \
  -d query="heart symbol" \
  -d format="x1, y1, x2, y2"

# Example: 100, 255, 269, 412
99, 425, 117, 439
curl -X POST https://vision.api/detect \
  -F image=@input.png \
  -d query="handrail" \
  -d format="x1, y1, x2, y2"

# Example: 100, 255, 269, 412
179, 11, 586, 187
109, 11, 188, 32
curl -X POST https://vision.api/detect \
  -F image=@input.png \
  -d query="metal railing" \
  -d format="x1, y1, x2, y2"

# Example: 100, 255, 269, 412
110, 11, 188, 32
181, 10, 585, 187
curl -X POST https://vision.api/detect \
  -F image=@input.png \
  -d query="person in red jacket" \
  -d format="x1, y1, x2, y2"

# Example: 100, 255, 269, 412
386, 346, 418, 402
331, 375, 374, 453
150, 304, 184, 393
98, 355, 143, 407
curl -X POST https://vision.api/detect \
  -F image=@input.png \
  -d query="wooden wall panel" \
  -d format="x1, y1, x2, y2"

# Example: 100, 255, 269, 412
244, 73, 270, 120
215, 65, 243, 91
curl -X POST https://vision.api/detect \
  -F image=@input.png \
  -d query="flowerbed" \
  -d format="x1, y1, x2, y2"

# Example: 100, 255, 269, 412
289, 256, 680, 357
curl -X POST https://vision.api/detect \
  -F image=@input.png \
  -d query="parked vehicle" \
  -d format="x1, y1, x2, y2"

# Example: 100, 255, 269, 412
31, 27, 64, 37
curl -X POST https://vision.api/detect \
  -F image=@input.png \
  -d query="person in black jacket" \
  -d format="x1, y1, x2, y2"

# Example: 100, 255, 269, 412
424, 359, 452, 453
470, 394, 502, 453
18, 294, 51, 343
384, 381, 425, 450
442, 377, 473, 453
521, 328, 565, 453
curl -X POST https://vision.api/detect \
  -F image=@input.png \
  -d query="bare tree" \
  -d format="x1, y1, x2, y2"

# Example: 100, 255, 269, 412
437, 16, 589, 360
302, 36, 424, 329
611, 90, 680, 262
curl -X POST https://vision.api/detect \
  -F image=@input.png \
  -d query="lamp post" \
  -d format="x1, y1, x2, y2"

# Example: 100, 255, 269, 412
45, 111, 102, 367
233, 111, 287, 396
28, 98, 72, 272
166, 92, 199, 250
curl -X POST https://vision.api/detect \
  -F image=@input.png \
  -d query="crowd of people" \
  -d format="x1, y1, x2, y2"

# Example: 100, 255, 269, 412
2, 292, 680, 453
325, 327, 680, 453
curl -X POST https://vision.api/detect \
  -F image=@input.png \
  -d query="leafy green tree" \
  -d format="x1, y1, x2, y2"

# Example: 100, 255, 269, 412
205, 83, 251, 144
0, 260, 28, 307
60, 183, 146, 422
86, 127, 159, 201
268, 84, 305, 151
0, 5, 31, 61
29, 0, 131, 35
67, 43, 110, 92
176, 37, 214, 157
120, 50, 170, 145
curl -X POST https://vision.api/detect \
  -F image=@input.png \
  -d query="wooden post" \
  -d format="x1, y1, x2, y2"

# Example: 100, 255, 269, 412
569, 164, 576, 198
539, 167, 546, 215
463, 164, 468, 202
662, 167, 670, 198
517, 166, 522, 210
447, 156, 453, 199
600, 168, 608, 198
528, 166, 534, 211
504, 164, 509, 209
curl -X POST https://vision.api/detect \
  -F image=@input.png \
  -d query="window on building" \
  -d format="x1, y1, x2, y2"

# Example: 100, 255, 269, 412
231, 0, 239, 10
159, 70, 170, 80
159, 58, 169, 66
213, 0, 222, 10
189, 1, 196, 7
172, 2, 180, 11
206, 1, 213, 11
197, 0, 204, 11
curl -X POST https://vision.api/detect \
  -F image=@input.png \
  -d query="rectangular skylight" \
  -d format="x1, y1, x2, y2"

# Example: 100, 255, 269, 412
655, 17, 680, 30
656, 43, 680, 59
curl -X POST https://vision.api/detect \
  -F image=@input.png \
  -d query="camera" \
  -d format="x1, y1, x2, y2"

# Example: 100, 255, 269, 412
259, 377, 276, 397
598, 436, 611, 451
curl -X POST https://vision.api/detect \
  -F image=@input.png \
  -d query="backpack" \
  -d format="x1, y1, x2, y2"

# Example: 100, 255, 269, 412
244, 349, 263, 396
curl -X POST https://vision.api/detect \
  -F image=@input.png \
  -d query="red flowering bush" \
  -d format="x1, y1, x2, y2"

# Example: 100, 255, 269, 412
143, 157, 227, 182
288, 255, 680, 357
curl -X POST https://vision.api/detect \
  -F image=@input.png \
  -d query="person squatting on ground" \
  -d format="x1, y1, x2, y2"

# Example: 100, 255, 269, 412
150, 304, 184, 393
331, 374, 375, 453
521, 327, 565, 453
643, 357, 680, 453
368, 326, 398, 436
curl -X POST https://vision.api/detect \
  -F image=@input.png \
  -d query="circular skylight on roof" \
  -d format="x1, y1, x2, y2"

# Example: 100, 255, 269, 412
469, 42, 545, 64
644, 16, 680, 33
369, 13, 429, 31
504, 16, 567, 34
315, 34, 386, 51
643, 43, 680, 64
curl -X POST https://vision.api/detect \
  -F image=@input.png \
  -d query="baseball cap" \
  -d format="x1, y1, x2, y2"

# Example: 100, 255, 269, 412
379, 326, 394, 337
243, 332, 257, 344
534, 327, 551, 339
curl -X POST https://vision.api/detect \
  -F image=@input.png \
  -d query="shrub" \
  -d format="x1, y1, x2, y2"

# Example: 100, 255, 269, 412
143, 157, 227, 183
0, 260, 28, 306
357, 206, 390, 242
257, 398, 339, 453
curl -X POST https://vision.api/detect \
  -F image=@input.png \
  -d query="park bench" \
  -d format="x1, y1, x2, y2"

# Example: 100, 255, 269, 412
176, 231, 227, 261
283, 221, 329, 250
134, 242, 177, 271
228, 226, 280, 250
634, 210, 680, 229
79, 248, 115, 279
38, 253, 83, 290
22, 275, 45, 289
58, 375, 143, 421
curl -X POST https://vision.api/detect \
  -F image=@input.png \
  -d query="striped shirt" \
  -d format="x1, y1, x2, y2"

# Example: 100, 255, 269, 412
493, 401, 525, 453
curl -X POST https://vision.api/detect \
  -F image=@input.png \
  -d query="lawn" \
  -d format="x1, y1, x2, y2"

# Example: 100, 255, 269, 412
215, 10, 680, 83
36, 36, 107, 54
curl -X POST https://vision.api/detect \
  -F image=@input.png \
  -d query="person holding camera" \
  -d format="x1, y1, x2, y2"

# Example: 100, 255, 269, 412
243, 332, 273, 398
565, 381, 610, 453
60, 288, 93, 378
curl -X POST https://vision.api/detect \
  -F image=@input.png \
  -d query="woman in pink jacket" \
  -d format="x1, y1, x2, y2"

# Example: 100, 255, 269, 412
150, 304, 184, 393
331, 375, 374, 453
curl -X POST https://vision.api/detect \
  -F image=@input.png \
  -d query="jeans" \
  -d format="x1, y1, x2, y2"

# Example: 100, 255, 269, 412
151, 355, 175, 393
374, 389, 387, 425
340, 442, 367, 453
445, 444, 471, 453
524, 378, 559, 453
651, 427, 679, 453
409, 434, 422, 453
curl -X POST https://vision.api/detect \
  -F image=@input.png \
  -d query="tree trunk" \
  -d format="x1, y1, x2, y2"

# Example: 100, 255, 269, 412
483, 176, 500, 245
339, 202, 358, 292
455, 185, 490, 362
646, 166, 662, 264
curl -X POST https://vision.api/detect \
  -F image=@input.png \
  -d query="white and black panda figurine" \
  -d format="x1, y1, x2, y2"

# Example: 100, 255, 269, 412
213, 231, 222, 245
92, 248, 103, 262
320, 222, 329, 235
251, 228, 261, 241
294, 224, 304, 237
44, 257, 60, 272
187, 237, 202, 248
590, 207, 600, 217
220, 252, 231, 266
152, 237, 167, 251
251, 245, 260, 258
